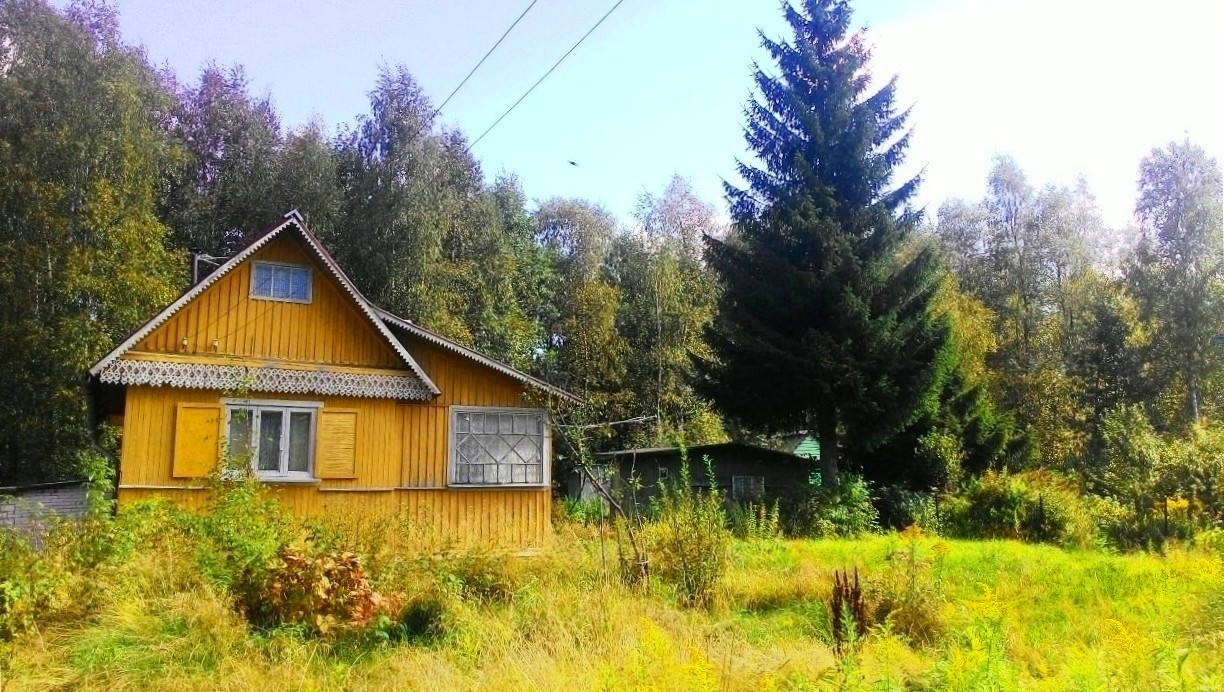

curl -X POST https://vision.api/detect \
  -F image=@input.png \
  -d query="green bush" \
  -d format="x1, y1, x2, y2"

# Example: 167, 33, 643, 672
393, 584, 459, 642
559, 497, 607, 526
729, 500, 781, 541
867, 526, 947, 647
781, 474, 879, 538
647, 457, 730, 607
435, 551, 521, 605
942, 471, 1100, 549
874, 486, 942, 533
188, 476, 296, 592
1195, 528, 1224, 557
0, 529, 57, 639
0, 443, 127, 639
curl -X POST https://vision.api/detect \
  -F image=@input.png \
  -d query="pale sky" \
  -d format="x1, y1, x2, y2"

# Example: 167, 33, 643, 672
106, 0, 1222, 229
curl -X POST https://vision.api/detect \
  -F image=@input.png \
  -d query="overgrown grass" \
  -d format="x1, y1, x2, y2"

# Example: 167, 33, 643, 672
2, 516, 1221, 690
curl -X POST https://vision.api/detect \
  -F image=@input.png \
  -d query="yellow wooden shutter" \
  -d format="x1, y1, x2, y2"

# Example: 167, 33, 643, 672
172, 403, 221, 478
316, 409, 358, 479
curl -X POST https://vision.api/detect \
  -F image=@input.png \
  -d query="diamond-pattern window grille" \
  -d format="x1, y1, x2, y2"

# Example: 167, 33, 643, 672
451, 408, 547, 486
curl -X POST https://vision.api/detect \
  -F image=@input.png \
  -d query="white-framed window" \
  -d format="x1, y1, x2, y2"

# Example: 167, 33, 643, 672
251, 261, 312, 303
732, 475, 765, 501
223, 398, 322, 481
449, 406, 549, 487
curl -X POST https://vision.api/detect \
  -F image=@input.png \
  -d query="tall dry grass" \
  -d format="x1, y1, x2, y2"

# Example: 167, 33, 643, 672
2, 502, 1223, 690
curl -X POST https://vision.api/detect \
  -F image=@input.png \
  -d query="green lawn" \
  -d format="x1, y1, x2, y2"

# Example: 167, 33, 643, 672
2, 531, 1221, 690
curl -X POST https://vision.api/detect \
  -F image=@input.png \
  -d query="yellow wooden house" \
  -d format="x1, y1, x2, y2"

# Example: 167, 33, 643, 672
89, 211, 578, 548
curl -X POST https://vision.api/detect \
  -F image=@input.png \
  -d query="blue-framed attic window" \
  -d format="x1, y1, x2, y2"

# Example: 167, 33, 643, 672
251, 261, 312, 303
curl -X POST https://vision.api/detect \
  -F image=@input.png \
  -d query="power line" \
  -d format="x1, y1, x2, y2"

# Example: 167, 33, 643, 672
466, 0, 630, 152
558, 415, 656, 430
433, 0, 541, 118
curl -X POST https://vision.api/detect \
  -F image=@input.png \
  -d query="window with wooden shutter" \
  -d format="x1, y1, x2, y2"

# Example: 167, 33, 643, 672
316, 409, 358, 479
173, 403, 221, 478
223, 401, 320, 480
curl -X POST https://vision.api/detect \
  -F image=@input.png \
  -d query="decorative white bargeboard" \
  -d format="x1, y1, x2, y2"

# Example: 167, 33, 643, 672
97, 359, 433, 400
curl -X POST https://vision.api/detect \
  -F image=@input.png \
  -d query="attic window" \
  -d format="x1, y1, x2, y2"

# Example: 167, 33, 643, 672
251, 261, 311, 302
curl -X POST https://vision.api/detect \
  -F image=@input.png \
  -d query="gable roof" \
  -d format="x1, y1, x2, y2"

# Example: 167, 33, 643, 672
378, 308, 583, 405
88, 210, 440, 396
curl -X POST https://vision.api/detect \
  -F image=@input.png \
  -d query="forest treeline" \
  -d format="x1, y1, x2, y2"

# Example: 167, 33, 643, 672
0, 0, 723, 483
1, 0, 1222, 532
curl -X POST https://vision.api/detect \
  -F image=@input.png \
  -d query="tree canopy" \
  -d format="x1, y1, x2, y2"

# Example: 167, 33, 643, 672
1, 0, 1221, 510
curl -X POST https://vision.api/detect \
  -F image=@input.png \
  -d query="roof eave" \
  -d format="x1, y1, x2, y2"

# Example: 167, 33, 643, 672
376, 308, 583, 406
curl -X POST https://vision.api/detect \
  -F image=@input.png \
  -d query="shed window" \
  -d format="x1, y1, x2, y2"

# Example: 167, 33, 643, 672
449, 407, 549, 487
251, 261, 311, 302
732, 475, 765, 501
224, 400, 320, 481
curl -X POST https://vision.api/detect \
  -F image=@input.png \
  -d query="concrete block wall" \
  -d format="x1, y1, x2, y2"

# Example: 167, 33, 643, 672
0, 481, 89, 532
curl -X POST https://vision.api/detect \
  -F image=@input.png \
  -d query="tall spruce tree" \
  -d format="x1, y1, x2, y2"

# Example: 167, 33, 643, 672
700, 0, 949, 486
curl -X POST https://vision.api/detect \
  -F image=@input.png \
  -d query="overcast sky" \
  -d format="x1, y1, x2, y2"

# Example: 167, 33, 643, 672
109, 0, 1221, 228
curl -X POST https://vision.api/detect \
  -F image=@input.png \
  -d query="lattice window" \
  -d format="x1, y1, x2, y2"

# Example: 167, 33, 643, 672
732, 475, 765, 501
450, 407, 548, 487
251, 261, 311, 302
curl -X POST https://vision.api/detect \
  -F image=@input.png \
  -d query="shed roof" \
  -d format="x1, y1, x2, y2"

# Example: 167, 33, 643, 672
595, 441, 808, 463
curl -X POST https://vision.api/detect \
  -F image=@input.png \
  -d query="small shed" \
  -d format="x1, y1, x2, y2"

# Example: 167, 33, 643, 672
593, 442, 817, 509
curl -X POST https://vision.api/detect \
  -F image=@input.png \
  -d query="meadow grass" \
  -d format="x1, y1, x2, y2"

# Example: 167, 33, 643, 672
2, 528, 1221, 691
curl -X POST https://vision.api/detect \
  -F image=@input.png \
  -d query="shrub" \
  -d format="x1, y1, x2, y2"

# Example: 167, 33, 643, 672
1196, 528, 1224, 557
393, 584, 459, 642
241, 547, 388, 636
435, 551, 521, 605
874, 486, 942, 533
867, 525, 948, 647
729, 500, 781, 541
558, 497, 607, 526
0, 530, 57, 639
63, 444, 127, 569
781, 474, 879, 538
942, 471, 1100, 549
648, 457, 730, 607
189, 476, 296, 592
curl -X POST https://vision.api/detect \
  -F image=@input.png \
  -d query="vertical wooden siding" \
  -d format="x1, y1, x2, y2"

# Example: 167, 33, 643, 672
133, 235, 400, 368
399, 338, 534, 487
116, 487, 549, 548
118, 337, 553, 546
119, 386, 402, 489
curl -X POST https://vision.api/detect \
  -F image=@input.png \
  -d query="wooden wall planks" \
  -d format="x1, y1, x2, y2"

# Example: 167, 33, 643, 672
134, 235, 400, 368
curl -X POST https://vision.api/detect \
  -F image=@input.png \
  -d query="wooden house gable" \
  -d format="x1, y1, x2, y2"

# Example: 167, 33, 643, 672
90, 211, 438, 400
132, 233, 401, 368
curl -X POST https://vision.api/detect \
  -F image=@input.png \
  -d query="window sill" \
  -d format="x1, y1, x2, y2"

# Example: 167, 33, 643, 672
256, 477, 322, 486
447, 484, 550, 490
